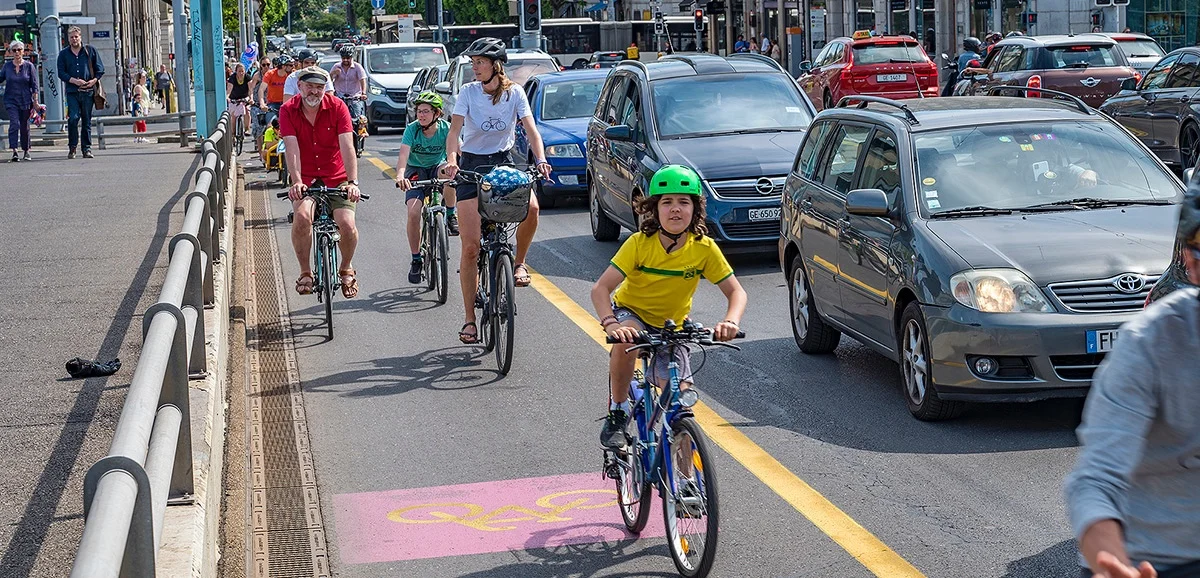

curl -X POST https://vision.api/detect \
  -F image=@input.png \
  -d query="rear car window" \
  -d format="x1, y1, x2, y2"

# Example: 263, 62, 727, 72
595, 52, 624, 62
1045, 45, 1119, 69
851, 42, 927, 65
1115, 39, 1165, 58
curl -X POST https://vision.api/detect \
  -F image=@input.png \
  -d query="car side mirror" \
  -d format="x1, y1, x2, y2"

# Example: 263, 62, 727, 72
434, 81, 451, 94
604, 125, 633, 142
1185, 167, 1195, 184
799, 60, 812, 73
1120, 77, 1139, 91
846, 188, 890, 217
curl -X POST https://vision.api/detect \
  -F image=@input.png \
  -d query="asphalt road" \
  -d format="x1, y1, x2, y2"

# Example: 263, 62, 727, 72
0, 143, 202, 577
265, 129, 1088, 578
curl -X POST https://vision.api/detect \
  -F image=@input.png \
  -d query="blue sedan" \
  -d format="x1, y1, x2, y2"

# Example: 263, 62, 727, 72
517, 69, 610, 208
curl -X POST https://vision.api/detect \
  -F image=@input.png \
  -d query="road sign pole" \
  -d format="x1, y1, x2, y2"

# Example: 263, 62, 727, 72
38, 0, 65, 133
173, 0, 191, 130
437, 0, 444, 44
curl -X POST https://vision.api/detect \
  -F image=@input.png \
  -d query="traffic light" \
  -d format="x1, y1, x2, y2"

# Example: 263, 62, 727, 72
15, 1, 37, 37
408, 0, 415, 8
521, 0, 541, 34
693, 9, 704, 31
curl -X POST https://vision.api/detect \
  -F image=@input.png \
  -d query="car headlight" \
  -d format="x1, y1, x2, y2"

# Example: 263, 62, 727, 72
949, 269, 1055, 313
544, 143, 583, 158
368, 81, 384, 96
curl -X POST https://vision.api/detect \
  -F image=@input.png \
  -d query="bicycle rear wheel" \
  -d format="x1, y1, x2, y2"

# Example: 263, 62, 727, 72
615, 414, 652, 533
663, 416, 719, 578
492, 255, 516, 375
433, 212, 449, 305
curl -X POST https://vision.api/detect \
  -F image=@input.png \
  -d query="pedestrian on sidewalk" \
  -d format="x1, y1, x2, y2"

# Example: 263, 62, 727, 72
131, 71, 149, 143
0, 40, 39, 162
154, 64, 172, 109
56, 26, 104, 159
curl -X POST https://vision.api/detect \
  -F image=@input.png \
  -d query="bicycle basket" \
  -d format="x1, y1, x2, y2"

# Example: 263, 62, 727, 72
478, 166, 532, 223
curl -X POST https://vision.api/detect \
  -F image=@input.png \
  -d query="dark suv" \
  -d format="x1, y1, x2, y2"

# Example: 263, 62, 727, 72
586, 54, 816, 247
779, 93, 1181, 420
960, 35, 1138, 108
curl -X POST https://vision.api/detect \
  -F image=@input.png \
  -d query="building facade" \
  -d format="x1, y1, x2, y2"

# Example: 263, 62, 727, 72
1125, 0, 1198, 52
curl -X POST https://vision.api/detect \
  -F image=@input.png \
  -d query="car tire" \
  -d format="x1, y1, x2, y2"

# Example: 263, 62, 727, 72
1181, 123, 1200, 171
898, 302, 964, 421
535, 176, 557, 209
788, 256, 840, 354
367, 120, 378, 136
590, 177, 620, 242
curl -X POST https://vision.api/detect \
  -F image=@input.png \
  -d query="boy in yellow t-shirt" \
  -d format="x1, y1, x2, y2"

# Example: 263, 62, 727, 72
261, 118, 281, 167
590, 165, 747, 448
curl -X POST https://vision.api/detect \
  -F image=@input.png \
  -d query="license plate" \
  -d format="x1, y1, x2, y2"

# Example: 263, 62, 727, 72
1086, 329, 1118, 353
748, 207, 781, 221
558, 175, 578, 185
877, 74, 908, 82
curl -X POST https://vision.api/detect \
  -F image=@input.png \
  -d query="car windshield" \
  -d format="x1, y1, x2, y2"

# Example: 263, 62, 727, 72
1116, 39, 1165, 58
913, 121, 1180, 216
366, 47, 446, 74
541, 78, 605, 120
457, 59, 560, 87
652, 73, 812, 138
852, 42, 927, 64
1046, 45, 1119, 68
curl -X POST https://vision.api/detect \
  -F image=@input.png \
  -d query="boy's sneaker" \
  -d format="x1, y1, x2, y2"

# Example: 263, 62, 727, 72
407, 258, 423, 284
600, 409, 629, 448
447, 213, 460, 236
68, 148, 77, 159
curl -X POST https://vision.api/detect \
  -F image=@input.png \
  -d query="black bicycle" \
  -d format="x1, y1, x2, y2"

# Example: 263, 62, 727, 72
230, 97, 252, 156
401, 175, 451, 305
446, 166, 539, 374
276, 185, 369, 339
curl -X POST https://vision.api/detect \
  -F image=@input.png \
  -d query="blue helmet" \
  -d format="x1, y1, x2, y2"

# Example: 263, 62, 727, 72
481, 166, 533, 197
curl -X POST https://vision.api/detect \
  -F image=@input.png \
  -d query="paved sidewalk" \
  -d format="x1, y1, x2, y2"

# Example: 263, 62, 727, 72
0, 143, 203, 577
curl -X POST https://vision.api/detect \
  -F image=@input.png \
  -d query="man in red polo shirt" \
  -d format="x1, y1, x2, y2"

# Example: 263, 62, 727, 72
280, 66, 364, 298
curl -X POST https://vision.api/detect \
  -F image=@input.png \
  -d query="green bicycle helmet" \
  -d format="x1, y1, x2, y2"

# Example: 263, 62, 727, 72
648, 165, 703, 197
412, 90, 443, 110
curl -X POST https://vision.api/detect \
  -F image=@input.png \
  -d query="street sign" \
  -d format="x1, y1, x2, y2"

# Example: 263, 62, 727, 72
890, 0, 906, 9
92, 30, 110, 38
372, 7, 384, 15
370, 0, 384, 8
61, 16, 97, 24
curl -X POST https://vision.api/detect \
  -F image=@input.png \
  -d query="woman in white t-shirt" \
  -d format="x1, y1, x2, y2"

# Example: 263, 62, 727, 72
444, 37, 553, 345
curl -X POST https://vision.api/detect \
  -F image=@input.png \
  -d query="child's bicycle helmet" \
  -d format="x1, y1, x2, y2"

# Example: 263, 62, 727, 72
648, 165, 703, 197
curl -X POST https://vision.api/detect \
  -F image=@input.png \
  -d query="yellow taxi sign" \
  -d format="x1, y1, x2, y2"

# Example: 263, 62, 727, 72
852, 30, 872, 40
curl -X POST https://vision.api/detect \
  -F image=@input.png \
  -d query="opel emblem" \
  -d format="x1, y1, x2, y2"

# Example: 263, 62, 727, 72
1080, 77, 1101, 88
755, 177, 775, 195
1113, 274, 1145, 294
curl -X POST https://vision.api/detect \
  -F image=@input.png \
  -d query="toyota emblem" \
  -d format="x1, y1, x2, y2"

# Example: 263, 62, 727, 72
1080, 77, 1101, 88
1113, 274, 1145, 294
755, 177, 775, 195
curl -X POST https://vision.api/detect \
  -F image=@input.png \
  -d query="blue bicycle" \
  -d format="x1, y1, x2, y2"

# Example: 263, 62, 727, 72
604, 320, 742, 577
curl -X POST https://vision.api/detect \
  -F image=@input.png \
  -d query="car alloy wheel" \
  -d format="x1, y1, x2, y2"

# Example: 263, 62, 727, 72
788, 255, 840, 353
1183, 124, 1200, 170
902, 318, 928, 406
792, 269, 810, 340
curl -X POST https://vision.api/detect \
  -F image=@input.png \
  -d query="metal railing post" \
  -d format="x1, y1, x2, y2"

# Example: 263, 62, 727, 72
140, 306, 194, 499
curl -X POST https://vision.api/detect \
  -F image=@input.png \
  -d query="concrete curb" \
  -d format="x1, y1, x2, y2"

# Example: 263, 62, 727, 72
155, 157, 238, 578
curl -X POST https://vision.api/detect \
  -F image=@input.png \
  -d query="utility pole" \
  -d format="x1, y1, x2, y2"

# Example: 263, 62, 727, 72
37, 0, 65, 133
436, 0, 444, 44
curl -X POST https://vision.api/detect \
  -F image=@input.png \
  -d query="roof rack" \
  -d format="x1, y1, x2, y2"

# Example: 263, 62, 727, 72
726, 52, 789, 74
983, 86, 1094, 114
621, 58, 650, 75
836, 95, 920, 125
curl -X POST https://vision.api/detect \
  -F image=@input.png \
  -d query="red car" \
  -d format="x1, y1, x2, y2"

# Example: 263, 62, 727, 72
798, 31, 939, 110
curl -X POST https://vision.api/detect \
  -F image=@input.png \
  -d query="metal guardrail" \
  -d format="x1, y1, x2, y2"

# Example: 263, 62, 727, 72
69, 111, 232, 578
96, 111, 198, 150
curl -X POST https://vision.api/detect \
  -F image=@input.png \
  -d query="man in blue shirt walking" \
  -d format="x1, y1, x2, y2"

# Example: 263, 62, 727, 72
56, 26, 104, 159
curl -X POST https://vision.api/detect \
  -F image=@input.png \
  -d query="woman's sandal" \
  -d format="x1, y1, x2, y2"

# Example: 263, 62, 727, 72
295, 273, 314, 295
514, 263, 532, 288
459, 321, 480, 344
339, 268, 359, 298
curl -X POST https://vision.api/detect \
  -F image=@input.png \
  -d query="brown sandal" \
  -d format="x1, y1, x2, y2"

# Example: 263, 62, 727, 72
339, 268, 359, 298
295, 273, 314, 295
514, 263, 532, 287
458, 321, 479, 344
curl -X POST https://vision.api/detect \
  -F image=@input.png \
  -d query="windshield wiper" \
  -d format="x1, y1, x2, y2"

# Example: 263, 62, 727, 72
929, 205, 1014, 218
1022, 197, 1174, 210
1064, 62, 1091, 69
888, 58, 921, 63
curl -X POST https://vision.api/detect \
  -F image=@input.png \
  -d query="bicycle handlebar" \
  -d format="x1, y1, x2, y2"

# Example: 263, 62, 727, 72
399, 166, 545, 189
605, 322, 745, 350
276, 185, 370, 201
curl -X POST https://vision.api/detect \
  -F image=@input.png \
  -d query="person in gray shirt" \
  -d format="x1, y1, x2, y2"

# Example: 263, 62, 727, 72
1064, 179, 1200, 578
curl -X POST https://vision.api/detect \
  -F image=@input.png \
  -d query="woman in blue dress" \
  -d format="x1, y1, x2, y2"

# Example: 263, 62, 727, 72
0, 40, 40, 162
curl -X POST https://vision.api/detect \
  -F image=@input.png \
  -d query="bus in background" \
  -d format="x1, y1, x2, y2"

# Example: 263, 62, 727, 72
416, 17, 704, 69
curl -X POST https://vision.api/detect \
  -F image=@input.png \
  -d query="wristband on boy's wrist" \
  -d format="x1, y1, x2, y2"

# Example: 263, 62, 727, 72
599, 314, 617, 327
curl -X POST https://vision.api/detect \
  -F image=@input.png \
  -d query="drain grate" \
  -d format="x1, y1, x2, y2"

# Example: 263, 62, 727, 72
245, 181, 330, 577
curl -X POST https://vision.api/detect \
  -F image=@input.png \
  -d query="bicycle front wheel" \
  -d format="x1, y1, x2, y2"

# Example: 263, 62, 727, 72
663, 416, 719, 578
492, 255, 516, 375
433, 212, 449, 305
319, 235, 336, 340
235, 116, 244, 156
478, 256, 495, 353
421, 214, 436, 292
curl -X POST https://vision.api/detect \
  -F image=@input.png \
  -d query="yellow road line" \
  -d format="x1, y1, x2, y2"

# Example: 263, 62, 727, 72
523, 264, 925, 578
366, 156, 396, 180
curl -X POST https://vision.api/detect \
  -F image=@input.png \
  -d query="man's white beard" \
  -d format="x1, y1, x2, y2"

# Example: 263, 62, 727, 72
303, 95, 322, 107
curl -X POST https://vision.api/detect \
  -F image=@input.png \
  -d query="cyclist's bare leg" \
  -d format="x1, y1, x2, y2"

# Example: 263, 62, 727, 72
291, 198, 316, 273
608, 320, 642, 405
443, 183, 456, 209
332, 208, 359, 270
406, 197, 423, 255
456, 198, 482, 329
514, 191, 540, 265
